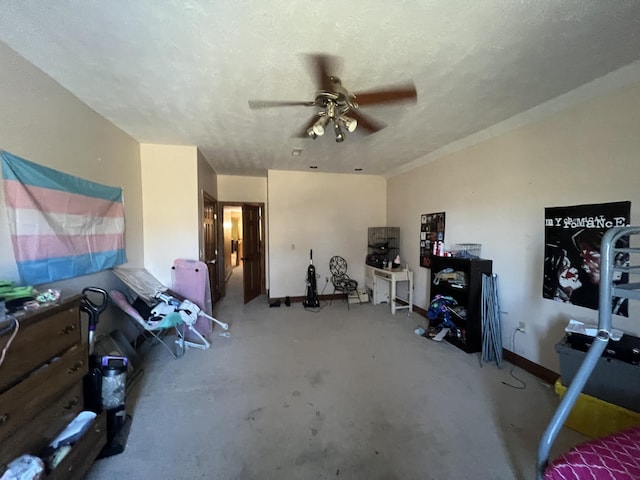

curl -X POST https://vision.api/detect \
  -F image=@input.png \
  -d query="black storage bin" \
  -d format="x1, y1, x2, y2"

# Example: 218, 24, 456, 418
556, 336, 640, 413
565, 331, 640, 365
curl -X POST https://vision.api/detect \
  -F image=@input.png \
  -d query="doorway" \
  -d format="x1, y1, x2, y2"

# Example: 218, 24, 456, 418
222, 205, 243, 283
220, 202, 265, 304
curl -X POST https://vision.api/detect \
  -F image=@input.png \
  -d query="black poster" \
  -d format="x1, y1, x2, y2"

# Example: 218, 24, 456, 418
420, 212, 445, 268
543, 201, 630, 316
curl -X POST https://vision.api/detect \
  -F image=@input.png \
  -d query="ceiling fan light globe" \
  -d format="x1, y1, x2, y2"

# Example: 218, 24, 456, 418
306, 127, 318, 139
340, 115, 357, 133
311, 115, 329, 136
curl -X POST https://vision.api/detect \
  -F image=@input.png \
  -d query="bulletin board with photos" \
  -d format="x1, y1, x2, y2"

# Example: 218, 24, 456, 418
420, 212, 445, 268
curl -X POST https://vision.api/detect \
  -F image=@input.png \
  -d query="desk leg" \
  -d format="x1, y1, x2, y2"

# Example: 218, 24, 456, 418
409, 278, 413, 312
390, 279, 396, 315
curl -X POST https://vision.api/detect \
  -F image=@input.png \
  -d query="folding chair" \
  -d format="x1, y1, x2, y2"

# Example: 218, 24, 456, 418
111, 266, 228, 356
109, 290, 186, 358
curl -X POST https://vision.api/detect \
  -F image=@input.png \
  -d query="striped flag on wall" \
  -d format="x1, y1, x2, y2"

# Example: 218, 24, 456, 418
1, 150, 126, 285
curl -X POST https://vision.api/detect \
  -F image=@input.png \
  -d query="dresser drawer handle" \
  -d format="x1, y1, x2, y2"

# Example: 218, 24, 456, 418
0, 414, 9, 426
66, 360, 84, 374
59, 324, 76, 335
63, 398, 79, 411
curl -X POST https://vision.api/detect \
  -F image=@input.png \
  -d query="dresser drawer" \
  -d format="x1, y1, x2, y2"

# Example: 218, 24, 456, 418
0, 300, 82, 392
0, 382, 83, 472
0, 345, 87, 446
48, 411, 107, 480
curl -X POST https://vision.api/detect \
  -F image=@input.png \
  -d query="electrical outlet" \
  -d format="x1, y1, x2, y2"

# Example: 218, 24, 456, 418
517, 321, 526, 333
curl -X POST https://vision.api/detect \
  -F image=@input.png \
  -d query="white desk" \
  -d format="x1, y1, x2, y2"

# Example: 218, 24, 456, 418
365, 266, 413, 314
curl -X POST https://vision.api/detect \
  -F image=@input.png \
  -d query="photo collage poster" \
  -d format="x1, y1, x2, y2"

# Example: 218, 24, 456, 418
420, 212, 445, 269
543, 201, 630, 316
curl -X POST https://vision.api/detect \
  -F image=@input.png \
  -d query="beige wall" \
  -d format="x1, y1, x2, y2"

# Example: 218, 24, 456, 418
217, 175, 267, 203
218, 174, 269, 286
0, 43, 145, 275
267, 170, 386, 298
140, 144, 199, 285
0, 43, 144, 284
0, 44, 218, 301
387, 81, 640, 372
0, 42, 144, 337
0, 44, 217, 336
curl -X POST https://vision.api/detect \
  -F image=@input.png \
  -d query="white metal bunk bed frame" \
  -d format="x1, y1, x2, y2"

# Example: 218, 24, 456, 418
537, 225, 640, 479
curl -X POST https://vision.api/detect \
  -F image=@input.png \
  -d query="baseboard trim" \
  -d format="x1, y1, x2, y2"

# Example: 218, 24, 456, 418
269, 293, 347, 303
503, 349, 559, 385
407, 299, 559, 385
412, 304, 427, 318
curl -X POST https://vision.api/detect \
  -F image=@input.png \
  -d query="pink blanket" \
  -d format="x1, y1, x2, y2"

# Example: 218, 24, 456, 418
546, 426, 640, 479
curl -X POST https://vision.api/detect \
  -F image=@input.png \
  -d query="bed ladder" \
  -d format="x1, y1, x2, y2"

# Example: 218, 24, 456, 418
536, 225, 640, 479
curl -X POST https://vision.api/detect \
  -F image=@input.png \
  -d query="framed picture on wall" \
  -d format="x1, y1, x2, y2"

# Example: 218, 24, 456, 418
543, 201, 630, 315
420, 212, 445, 268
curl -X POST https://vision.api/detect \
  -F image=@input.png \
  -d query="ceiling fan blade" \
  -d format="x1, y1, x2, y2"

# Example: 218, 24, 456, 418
304, 53, 341, 92
293, 115, 322, 138
248, 100, 316, 109
352, 83, 417, 106
349, 110, 386, 134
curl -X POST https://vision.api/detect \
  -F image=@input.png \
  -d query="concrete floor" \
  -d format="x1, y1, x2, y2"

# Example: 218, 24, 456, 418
87, 267, 585, 480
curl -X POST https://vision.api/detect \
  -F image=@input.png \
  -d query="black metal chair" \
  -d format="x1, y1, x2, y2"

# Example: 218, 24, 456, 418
329, 256, 360, 309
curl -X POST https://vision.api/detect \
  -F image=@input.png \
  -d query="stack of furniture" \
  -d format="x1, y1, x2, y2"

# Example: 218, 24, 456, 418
0, 295, 106, 479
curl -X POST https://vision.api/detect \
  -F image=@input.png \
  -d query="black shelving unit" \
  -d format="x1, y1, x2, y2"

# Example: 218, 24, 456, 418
429, 256, 492, 353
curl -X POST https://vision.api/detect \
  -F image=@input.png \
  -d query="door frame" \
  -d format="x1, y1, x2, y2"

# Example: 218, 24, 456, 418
202, 191, 221, 304
218, 201, 266, 299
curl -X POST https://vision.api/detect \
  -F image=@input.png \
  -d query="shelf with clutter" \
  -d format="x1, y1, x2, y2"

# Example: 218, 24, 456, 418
427, 255, 492, 353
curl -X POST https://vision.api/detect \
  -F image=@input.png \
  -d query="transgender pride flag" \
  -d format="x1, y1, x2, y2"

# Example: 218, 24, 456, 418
1, 150, 126, 285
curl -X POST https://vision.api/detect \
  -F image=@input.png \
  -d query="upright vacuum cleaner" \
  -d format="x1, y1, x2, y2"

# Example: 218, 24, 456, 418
303, 249, 320, 308
80, 287, 132, 458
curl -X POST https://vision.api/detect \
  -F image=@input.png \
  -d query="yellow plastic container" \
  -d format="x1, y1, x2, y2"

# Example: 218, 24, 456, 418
555, 379, 640, 438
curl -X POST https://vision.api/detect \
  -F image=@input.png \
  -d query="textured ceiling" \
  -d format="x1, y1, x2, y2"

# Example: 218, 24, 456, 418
1, 1, 639, 177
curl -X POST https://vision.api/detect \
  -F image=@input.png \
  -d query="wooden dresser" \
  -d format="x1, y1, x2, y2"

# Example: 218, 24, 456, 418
0, 295, 106, 479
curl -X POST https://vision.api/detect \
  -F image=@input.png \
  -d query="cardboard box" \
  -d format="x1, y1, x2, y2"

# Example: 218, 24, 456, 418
348, 288, 369, 304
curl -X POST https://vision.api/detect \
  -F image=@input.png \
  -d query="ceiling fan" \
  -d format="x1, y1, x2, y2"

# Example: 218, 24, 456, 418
248, 54, 417, 142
